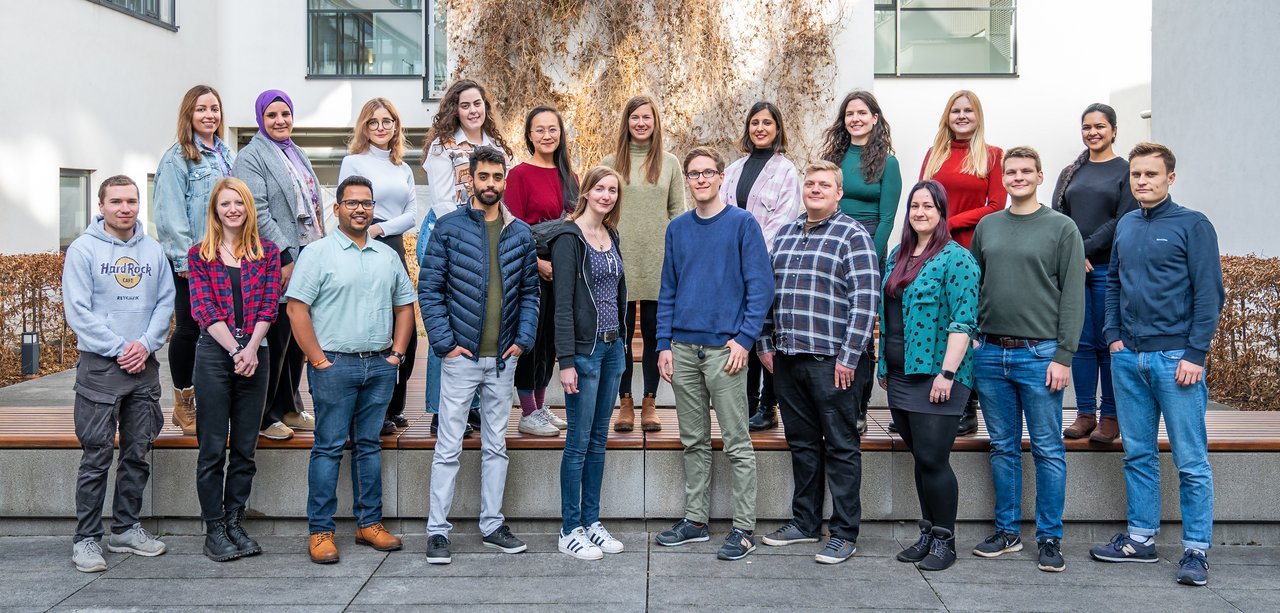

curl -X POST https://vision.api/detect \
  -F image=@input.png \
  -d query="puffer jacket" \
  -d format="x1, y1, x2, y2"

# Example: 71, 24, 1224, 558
419, 203, 539, 360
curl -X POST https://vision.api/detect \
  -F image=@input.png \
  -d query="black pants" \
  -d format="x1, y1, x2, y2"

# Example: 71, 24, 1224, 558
262, 302, 304, 428
620, 300, 658, 397
773, 353, 866, 540
374, 232, 418, 417
890, 408, 960, 531
746, 350, 776, 407
168, 269, 200, 389
515, 278, 556, 391
193, 334, 269, 521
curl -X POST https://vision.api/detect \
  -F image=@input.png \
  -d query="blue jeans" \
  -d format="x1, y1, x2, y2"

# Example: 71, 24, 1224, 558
1111, 348, 1213, 551
560, 339, 626, 533
306, 352, 396, 534
974, 339, 1067, 541
1072, 265, 1116, 417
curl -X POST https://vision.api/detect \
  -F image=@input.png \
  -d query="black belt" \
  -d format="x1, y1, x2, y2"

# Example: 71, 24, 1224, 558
598, 330, 620, 343
984, 335, 1049, 348
332, 349, 392, 359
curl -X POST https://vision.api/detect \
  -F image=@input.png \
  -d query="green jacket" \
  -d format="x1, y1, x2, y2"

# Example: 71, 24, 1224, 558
878, 240, 981, 388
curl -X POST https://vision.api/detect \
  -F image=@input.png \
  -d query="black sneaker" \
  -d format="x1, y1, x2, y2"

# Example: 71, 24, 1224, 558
762, 522, 819, 547
748, 405, 778, 431
380, 419, 397, 437
482, 525, 527, 554
918, 526, 957, 571
468, 407, 482, 430
389, 412, 410, 428
1176, 549, 1209, 586
717, 527, 756, 561
426, 534, 451, 565
655, 519, 710, 547
973, 531, 1022, 558
430, 413, 474, 437
897, 520, 934, 563
1037, 538, 1066, 572
814, 536, 856, 565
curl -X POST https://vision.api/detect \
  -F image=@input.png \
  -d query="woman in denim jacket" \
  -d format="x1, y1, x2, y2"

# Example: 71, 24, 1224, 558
154, 84, 235, 437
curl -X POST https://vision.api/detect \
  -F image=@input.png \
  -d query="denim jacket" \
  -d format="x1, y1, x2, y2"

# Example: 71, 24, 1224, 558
153, 135, 235, 272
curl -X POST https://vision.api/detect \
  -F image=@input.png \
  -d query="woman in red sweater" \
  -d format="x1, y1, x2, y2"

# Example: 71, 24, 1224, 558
919, 89, 1006, 436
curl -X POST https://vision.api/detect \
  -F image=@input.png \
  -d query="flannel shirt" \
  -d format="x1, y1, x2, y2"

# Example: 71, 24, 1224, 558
187, 240, 282, 333
758, 210, 881, 369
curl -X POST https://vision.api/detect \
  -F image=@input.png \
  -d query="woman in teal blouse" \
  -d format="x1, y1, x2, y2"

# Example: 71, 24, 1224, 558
879, 179, 980, 572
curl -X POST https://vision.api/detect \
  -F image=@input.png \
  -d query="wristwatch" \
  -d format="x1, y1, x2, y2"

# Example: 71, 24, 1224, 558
389, 350, 405, 361
228, 345, 243, 358
940, 369, 956, 381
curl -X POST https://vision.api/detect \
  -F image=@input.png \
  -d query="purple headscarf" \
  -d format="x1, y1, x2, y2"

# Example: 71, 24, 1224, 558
255, 89, 295, 148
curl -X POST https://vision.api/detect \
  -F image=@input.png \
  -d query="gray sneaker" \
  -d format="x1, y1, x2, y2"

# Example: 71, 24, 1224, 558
482, 525, 528, 554
106, 524, 166, 556
72, 539, 107, 573
762, 522, 820, 547
815, 536, 857, 565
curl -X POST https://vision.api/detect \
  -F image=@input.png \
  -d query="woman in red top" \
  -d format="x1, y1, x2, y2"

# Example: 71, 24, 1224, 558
919, 90, 1005, 436
188, 177, 281, 562
506, 106, 579, 437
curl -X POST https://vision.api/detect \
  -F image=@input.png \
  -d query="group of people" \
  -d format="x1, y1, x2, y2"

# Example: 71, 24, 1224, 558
61, 82, 1224, 587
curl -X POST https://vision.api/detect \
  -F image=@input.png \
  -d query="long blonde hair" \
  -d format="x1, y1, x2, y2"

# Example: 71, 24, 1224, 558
922, 90, 992, 180
568, 166, 624, 230
349, 97, 408, 165
177, 85, 224, 162
611, 95, 665, 185
198, 177, 265, 262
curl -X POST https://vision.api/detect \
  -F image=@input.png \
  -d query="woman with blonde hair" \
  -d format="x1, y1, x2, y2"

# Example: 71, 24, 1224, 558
187, 177, 281, 562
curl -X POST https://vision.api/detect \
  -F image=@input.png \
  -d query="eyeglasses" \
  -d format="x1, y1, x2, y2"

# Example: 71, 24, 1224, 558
685, 169, 720, 180
365, 119, 396, 130
532, 127, 560, 137
339, 200, 376, 210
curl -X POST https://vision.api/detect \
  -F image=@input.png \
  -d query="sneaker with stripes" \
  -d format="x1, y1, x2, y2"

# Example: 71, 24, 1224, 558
587, 522, 624, 554
558, 527, 603, 560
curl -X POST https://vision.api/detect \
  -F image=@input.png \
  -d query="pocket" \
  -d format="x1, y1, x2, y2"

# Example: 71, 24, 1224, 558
1028, 340, 1058, 360
1158, 349, 1185, 361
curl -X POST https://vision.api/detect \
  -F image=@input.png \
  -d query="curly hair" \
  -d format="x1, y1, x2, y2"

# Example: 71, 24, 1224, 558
818, 90, 893, 184
423, 79, 512, 158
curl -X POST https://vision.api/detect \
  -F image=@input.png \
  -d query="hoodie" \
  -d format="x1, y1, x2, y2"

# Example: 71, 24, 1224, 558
62, 218, 175, 357
548, 221, 627, 370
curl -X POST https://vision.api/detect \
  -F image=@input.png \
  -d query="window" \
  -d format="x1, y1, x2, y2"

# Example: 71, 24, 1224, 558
146, 173, 157, 239
86, 0, 177, 30
60, 170, 93, 251
308, 0, 447, 84
875, 0, 1016, 77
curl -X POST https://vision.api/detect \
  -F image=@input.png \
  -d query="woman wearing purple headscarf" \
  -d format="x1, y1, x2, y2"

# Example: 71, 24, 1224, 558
231, 89, 323, 441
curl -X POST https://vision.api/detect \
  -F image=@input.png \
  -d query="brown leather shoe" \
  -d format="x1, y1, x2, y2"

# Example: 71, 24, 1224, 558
640, 393, 662, 432
1089, 415, 1120, 443
355, 523, 402, 551
172, 387, 197, 436
614, 394, 635, 432
1063, 413, 1097, 439
309, 532, 339, 564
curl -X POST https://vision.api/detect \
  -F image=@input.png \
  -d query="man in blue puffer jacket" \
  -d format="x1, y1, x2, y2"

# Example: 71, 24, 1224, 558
419, 145, 539, 565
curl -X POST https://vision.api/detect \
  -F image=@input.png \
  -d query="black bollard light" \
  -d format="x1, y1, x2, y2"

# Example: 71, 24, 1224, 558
20, 331, 39, 377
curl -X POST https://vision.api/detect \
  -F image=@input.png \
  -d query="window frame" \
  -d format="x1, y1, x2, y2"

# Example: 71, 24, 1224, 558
85, 0, 178, 31
306, 0, 439, 81
59, 169, 94, 252
874, 0, 1018, 79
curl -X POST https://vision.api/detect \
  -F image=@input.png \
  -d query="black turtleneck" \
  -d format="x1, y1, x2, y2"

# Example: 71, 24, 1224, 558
735, 148, 774, 208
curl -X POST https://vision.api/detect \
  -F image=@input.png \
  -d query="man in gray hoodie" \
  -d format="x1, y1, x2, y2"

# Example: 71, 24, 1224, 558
62, 175, 175, 573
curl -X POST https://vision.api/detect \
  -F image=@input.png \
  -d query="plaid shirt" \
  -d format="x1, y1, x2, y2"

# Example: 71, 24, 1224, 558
187, 240, 282, 333
758, 210, 881, 369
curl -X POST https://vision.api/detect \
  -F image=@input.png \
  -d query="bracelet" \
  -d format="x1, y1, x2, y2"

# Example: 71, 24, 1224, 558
310, 357, 331, 369
389, 350, 405, 361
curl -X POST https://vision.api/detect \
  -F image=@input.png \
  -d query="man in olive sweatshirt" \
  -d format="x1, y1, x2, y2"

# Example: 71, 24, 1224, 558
968, 147, 1084, 574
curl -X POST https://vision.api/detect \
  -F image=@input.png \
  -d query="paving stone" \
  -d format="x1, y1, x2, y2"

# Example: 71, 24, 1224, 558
57, 577, 368, 608
647, 575, 944, 610
375, 550, 646, 577
105, 551, 386, 579
931, 582, 1236, 612
350, 575, 646, 606
1213, 588, 1280, 613
0, 571, 97, 609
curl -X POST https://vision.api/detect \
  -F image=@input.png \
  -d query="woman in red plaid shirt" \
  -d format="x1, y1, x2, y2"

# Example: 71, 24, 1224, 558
186, 176, 281, 562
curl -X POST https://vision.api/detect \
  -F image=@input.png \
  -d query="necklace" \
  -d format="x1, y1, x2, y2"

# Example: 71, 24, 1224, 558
587, 227, 610, 251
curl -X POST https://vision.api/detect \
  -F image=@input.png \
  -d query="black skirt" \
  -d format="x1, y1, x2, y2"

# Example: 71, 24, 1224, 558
887, 370, 970, 417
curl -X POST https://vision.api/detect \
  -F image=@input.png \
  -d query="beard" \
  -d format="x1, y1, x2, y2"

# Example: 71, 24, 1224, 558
476, 188, 502, 206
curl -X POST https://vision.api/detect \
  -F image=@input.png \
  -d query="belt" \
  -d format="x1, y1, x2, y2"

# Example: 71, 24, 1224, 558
598, 330, 620, 343
332, 349, 392, 359
984, 335, 1049, 348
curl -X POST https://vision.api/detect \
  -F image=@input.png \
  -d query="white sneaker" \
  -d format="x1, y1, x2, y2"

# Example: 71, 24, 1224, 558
106, 523, 166, 556
72, 539, 107, 573
539, 405, 568, 430
518, 411, 560, 436
558, 528, 603, 560
587, 521, 625, 554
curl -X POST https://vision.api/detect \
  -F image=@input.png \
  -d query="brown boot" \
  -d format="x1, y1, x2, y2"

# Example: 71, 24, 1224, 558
614, 393, 635, 432
355, 522, 402, 551
1089, 415, 1120, 443
1063, 413, 1097, 439
640, 393, 662, 432
308, 531, 339, 564
172, 386, 197, 436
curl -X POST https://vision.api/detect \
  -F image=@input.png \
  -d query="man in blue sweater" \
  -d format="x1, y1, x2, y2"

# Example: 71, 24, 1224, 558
654, 147, 774, 560
1088, 142, 1224, 587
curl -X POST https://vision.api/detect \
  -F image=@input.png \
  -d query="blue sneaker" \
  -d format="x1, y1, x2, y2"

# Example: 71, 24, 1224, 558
1089, 533, 1158, 563
1177, 549, 1209, 586
655, 519, 710, 547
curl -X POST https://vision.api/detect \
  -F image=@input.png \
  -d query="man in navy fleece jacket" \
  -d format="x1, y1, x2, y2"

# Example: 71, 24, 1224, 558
653, 147, 774, 561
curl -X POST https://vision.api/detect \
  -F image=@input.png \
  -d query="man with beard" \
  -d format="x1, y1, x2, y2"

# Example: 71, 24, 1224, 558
287, 175, 416, 564
419, 145, 540, 564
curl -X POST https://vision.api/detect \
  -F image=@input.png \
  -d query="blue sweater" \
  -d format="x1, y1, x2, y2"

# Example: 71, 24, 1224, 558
656, 204, 774, 350
1104, 197, 1224, 366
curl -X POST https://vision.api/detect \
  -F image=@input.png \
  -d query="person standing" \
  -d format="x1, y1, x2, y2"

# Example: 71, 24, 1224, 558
1053, 104, 1139, 443
720, 101, 802, 433
187, 177, 280, 561
757, 160, 880, 565
154, 84, 235, 437
603, 95, 686, 433
969, 147, 1084, 574
880, 180, 980, 572
232, 89, 321, 441
549, 167, 629, 560
1088, 142, 1224, 587
64, 175, 175, 573
420, 146, 540, 565
920, 89, 1006, 437
339, 97, 420, 437
288, 175, 415, 564
652, 148, 773, 561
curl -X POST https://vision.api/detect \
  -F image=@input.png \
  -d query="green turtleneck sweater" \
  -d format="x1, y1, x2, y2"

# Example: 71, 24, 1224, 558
838, 144, 902, 260
601, 143, 686, 301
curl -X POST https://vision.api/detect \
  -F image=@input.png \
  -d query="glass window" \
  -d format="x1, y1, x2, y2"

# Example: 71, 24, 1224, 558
146, 173, 157, 239
86, 0, 176, 29
875, 0, 1016, 77
60, 170, 92, 251
308, 0, 444, 78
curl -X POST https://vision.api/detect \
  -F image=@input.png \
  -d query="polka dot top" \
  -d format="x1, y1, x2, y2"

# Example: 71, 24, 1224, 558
586, 241, 623, 334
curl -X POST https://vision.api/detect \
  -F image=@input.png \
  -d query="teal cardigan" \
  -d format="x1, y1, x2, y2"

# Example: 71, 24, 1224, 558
877, 240, 981, 388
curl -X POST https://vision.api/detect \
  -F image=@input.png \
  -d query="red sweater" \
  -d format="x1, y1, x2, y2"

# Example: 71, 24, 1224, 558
919, 139, 1006, 248
505, 162, 569, 225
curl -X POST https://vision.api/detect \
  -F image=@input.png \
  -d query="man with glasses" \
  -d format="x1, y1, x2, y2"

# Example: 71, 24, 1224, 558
287, 175, 416, 564
653, 147, 774, 561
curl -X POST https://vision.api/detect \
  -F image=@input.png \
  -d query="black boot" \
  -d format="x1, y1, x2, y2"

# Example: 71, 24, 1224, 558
856, 402, 868, 436
204, 519, 241, 562
896, 520, 933, 563
957, 393, 979, 436
917, 526, 957, 571
225, 508, 262, 557
431, 413, 474, 437
748, 403, 778, 431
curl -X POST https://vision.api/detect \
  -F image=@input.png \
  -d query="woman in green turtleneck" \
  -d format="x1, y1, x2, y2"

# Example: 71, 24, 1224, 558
601, 95, 685, 433
818, 90, 902, 433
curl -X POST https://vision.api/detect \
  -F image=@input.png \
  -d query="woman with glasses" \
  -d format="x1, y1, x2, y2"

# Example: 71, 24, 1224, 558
339, 97, 419, 437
